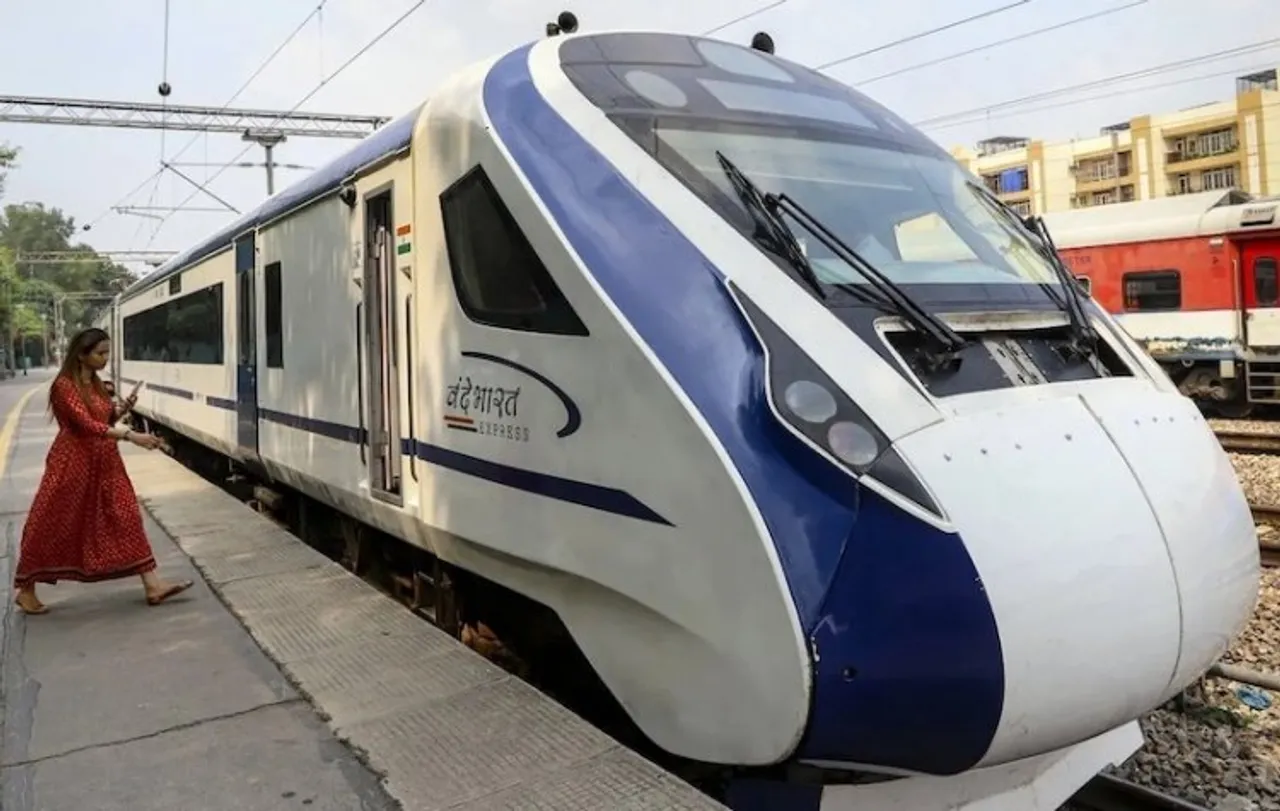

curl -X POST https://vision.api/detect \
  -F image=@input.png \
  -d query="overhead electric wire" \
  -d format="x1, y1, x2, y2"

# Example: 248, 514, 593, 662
138, 0, 174, 247
815, 0, 1035, 71
912, 36, 1280, 128
88, 1, 328, 246
136, 2, 329, 247
165, 0, 329, 166
147, 0, 431, 245
854, 0, 1148, 86
921, 60, 1280, 132
701, 0, 790, 36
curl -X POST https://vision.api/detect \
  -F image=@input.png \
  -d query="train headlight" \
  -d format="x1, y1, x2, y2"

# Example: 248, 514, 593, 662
728, 281, 940, 516
827, 421, 879, 467
784, 380, 838, 423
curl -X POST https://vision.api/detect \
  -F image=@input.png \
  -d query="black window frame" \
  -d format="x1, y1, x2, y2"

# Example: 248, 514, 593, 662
122, 282, 225, 364
264, 261, 283, 368
439, 166, 588, 336
1254, 256, 1278, 307
1122, 269, 1181, 312
168, 275, 182, 295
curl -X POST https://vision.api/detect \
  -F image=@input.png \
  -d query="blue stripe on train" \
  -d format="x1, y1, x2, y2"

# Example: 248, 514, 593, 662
130, 380, 668, 526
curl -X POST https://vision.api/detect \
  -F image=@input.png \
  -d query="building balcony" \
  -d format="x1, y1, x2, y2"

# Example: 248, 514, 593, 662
1074, 173, 1135, 193
1164, 145, 1240, 170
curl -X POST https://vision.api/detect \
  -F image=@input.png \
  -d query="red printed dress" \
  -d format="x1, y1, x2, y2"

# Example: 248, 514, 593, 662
14, 376, 157, 588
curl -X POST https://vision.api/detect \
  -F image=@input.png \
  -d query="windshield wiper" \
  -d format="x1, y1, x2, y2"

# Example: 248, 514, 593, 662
715, 152, 827, 301
716, 152, 966, 361
767, 193, 967, 356
1023, 214, 1098, 359
966, 182, 1097, 358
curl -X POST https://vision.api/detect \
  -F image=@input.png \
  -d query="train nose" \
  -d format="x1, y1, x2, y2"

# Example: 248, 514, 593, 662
892, 385, 1258, 768
1072, 386, 1260, 699
800, 384, 1258, 775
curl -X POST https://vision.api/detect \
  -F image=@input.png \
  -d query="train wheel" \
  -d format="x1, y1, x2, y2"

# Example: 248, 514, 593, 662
1216, 400, 1255, 419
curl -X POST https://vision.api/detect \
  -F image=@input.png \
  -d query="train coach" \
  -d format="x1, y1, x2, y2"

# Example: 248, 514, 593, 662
93, 26, 1259, 811
1042, 190, 1280, 415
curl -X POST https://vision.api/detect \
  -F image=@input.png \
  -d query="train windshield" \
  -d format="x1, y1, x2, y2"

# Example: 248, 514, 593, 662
653, 123, 1060, 291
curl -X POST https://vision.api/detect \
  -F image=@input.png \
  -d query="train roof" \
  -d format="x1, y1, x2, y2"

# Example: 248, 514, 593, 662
1040, 189, 1279, 249
124, 102, 425, 298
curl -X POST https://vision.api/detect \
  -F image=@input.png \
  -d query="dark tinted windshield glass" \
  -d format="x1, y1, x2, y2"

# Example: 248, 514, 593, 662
559, 33, 1062, 292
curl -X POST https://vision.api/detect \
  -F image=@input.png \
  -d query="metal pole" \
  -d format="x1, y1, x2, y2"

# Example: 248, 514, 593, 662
242, 129, 286, 197
264, 142, 276, 196
54, 297, 63, 365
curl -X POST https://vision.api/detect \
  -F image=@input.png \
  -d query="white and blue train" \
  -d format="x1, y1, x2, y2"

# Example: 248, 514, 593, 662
96, 28, 1260, 810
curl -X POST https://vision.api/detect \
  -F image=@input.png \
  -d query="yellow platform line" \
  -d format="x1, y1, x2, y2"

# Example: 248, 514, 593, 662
0, 384, 45, 481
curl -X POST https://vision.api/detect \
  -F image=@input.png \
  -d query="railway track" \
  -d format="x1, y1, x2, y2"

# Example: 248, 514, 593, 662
1215, 429, 1280, 454
1250, 502, 1280, 566
1068, 774, 1212, 810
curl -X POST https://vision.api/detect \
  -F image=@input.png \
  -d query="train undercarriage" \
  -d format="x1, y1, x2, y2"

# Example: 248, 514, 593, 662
1162, 356, 1280, 418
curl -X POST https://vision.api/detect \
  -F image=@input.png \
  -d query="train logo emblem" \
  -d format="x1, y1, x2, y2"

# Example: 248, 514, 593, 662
443, 351, 581, 442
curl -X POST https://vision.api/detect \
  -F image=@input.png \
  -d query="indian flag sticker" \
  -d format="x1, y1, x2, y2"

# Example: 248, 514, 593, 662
396, 223, 412, 256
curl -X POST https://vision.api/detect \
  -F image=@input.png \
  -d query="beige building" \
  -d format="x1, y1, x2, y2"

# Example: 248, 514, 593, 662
949, 68, 1280, 215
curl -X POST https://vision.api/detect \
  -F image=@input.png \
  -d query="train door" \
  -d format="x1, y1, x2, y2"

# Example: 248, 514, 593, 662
361, 190, 402, 500
235, 234, 259, 453
1243, 240, 1280, 347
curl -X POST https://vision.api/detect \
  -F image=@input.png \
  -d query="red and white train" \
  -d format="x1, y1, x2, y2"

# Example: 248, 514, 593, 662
1042, 189, 1280, 416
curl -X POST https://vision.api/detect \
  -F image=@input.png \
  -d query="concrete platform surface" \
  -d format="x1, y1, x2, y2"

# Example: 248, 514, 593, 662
1, 380, 726, 811
0, 385, 396, 811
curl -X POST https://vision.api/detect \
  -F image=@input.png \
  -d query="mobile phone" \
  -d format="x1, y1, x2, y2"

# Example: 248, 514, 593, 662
129, 380, 143, 399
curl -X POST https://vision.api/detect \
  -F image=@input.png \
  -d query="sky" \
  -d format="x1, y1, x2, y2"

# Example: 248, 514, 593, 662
0, 0, 1276, 274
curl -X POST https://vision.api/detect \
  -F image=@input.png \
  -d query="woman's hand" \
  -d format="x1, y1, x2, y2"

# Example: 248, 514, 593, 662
128, 432, 163, 451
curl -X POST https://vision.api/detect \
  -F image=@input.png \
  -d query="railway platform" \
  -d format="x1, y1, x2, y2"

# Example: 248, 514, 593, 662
0, 381, 726, 811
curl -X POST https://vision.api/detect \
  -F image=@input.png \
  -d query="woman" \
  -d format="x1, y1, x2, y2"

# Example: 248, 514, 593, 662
12, 327, 193, 615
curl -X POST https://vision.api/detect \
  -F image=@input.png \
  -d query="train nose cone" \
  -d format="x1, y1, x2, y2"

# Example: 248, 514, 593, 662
1075, 386, 1259, 698
887, 386, 1255, 768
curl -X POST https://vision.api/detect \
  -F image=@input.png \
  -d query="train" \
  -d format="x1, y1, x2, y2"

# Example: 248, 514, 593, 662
1043, 190, 1280, 416
92, 26, 1260, 811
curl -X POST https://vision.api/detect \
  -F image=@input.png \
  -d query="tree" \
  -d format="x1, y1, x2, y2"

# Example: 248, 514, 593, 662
0, 149, 146, 369
0, 144, 15, 200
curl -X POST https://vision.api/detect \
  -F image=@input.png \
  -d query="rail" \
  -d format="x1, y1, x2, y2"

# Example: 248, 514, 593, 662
1248, 502, 1280, 566
1069, 774, 1211, 810
1215, 429, 1280, 454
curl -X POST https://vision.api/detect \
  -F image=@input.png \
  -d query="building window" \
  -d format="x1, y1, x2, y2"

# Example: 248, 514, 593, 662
1169, 127, 1237, 162
1075, 153, 1131, 183
1074, 275, 1092, 296
123, 282, 225, 363
168, 275, 181, 295
264, 261, 283, 368
981, 167, 1029, 195
1256, 257, 1278, 307
440, 166, 588, 335
1007, 199, 1032, 217
1122, 270, 1181, 312
1202, 165, 1237, 191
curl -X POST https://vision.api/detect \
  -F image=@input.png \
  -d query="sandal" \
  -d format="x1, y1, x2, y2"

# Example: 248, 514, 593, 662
146, 580, 194, 606
14, 593, 48, 615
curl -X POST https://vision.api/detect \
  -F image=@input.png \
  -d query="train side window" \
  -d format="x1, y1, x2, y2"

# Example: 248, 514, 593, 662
1122, 270, 1181, 311
1255, 257, 1278, 307
264, 261, 283, 368
122, 282, 225, 364
1074, 275, 1092, 296
440, 167, 588, 336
